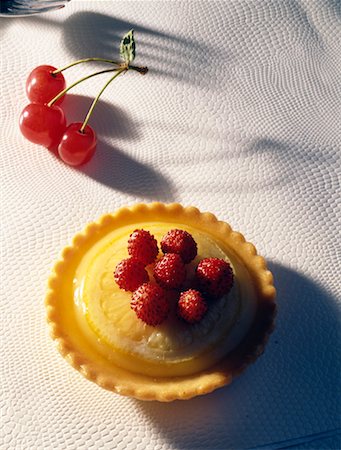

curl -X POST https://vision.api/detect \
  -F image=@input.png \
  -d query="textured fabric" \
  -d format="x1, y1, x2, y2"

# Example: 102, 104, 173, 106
1, 1, 340, 449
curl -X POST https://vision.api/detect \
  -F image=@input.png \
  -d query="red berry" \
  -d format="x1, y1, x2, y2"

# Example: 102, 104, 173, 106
58, 123, 96, 166
196, 258, 234, 298
131, 283, 169, 326
128, 229, 159, 265
161, 229, 197, 263
153, 253, 186, 290
26, 65, 66, 105
177, 289, 208, 323
19, 103, 66, 150
114, 258, 149, 292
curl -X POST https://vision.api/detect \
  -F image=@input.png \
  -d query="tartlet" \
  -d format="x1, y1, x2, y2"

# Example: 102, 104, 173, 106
46, 203, 276, 401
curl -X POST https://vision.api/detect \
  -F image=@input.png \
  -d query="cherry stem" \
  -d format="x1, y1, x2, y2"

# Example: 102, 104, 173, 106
80, 68, 126, 133
52, 58, 120, 74
52, 58, 148, 76
130, 65, 148, 75
47, 68, 119, 106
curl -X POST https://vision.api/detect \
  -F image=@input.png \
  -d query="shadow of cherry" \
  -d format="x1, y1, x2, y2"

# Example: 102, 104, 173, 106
45, 94, 173, 200
62, 93, 141, 141
56, 93, 174, 200
75, 139, 175, 202
131, 262, 340, 449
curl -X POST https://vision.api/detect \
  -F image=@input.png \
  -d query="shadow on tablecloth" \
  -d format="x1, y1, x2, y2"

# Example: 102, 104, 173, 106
5, 9, 215, 88
134, 262, 340, 449
54, 93, 175, 201
60, 11, 213, 87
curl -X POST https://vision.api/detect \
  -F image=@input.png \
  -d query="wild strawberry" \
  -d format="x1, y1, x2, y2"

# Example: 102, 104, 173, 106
131, 282, 169, 326
177, 289, 208, 323
160, 229, 197, 263
195, 257, 234, 298
128, 229, 159, 265
114, 257, 149, 291
153, 253, 186, 290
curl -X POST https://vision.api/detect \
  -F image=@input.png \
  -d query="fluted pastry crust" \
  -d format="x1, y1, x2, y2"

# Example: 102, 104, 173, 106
46, 203, 276, 401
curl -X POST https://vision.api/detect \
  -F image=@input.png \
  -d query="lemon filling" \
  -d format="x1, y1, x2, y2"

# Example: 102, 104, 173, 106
73, 223, 257, 377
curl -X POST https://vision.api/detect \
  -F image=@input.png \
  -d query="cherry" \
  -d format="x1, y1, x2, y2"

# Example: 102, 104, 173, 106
19, 103, 66, 150
58, 123, 97, 166
19, 32, 147, 164
26, 65, 66, 105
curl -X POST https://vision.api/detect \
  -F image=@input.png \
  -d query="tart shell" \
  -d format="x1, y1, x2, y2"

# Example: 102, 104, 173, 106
46, 203, 276, 401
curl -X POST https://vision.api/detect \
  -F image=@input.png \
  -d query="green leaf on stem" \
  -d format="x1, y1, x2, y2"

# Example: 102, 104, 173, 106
120, 29, 136, 65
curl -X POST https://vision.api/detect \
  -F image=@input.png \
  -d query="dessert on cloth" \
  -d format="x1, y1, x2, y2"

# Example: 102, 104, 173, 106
46, 203, 276, 401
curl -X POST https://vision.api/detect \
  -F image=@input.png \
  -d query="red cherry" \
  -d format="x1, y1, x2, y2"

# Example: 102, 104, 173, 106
19, 103, 66, 150
58, 123, 97, 166
26, 65, 66, 105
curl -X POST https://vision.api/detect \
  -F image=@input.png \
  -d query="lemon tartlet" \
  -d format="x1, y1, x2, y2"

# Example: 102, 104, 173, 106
46, 203, 276, 401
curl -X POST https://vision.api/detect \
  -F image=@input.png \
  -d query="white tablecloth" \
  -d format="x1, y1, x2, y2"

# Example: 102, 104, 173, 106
1, 1, 340, 449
